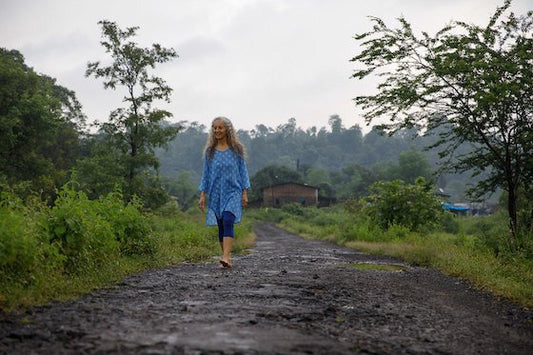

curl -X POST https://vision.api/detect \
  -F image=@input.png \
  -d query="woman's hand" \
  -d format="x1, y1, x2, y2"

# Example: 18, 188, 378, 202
198, 192, 205, 212
242, 190, 248, 208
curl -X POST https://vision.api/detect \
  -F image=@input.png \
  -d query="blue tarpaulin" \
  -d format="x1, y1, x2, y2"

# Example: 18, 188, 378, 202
441, 203, 469, 211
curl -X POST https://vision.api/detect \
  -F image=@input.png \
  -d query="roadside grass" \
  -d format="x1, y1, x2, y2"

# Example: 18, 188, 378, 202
152, 209, 255, 265
1, 258, 149, 310
248, 206, 533, 309
0, 207, 254, 312
344, 236, 533, 308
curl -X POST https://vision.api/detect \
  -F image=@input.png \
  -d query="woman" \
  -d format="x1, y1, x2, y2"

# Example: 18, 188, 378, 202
198, 117, 250, 268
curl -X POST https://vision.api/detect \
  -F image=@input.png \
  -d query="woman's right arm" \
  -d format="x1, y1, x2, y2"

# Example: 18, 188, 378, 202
198, 154, 209, 212
198, 191, 205, 212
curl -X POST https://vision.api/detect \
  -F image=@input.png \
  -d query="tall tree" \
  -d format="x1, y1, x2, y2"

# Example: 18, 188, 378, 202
328, 114, 343, 135
351, 1, 532, 242
395, 150, 432, 184
86, 20, 180, 200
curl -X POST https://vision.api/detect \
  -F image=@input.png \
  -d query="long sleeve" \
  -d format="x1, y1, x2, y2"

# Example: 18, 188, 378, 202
239, 157, 251, 190
198, 154, 210, 192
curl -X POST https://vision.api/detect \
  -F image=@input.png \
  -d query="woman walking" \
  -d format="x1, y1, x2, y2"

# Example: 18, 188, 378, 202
198, 117, 250, 268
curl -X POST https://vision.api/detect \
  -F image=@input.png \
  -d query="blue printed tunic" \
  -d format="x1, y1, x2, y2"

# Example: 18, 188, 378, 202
198, 148, 251, 226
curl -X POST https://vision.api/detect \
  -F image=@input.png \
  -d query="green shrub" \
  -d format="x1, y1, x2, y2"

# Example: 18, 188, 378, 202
310, 213, 338, 227
462, 213, 509, 256
154, 200, 182, 217
516, 231, 533, 260
362, 178, 443, 232
0, 206, 40, 282
441, 212, 460, 234
340, 215, 377, 242
383, 223, 411, 240
46, 182, 155, 271
98, 191, 154, 256
282, 203, 304, 216
48, 185, 119, 272
0, 189, 62, 286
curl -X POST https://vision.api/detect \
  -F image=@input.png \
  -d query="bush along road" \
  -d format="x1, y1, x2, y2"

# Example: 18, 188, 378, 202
1, 222, 532, 354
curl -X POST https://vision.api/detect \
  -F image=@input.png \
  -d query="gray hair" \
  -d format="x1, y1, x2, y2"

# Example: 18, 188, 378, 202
203, 116, 246, 159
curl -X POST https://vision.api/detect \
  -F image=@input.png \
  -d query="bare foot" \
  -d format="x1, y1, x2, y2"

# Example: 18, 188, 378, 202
219, 259, 232, 268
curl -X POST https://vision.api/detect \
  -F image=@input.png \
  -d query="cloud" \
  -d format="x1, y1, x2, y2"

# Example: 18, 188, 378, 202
177, 36, 227, 64
2, 0, 531, 133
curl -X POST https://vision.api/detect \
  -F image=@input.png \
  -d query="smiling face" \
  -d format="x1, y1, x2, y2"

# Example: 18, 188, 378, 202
212, 119, 227, 141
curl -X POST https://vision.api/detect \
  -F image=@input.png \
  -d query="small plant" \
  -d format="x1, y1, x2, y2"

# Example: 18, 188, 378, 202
440, 211, 460, 234
281, 203, 304, 216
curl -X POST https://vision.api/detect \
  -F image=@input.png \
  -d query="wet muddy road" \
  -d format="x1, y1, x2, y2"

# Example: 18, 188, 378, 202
1, 222, 532, 354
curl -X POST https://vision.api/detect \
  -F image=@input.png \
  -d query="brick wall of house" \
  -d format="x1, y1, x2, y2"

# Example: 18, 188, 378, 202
263, 183, 318, 206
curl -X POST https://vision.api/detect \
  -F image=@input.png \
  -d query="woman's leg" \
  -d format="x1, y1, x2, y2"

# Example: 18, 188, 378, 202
216, 217, 224, 258
220, 211, 236, 267
222, 237, 233, 265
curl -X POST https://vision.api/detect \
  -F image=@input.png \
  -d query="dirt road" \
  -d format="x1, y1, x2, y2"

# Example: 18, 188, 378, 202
1, 222, 532, 354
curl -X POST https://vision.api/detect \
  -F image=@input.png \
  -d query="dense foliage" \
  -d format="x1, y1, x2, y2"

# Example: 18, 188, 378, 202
0, 48, 85, 201
351, 0, 532, 241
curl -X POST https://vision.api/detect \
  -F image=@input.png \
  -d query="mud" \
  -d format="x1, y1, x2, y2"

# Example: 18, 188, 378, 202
1, 222, 532, 354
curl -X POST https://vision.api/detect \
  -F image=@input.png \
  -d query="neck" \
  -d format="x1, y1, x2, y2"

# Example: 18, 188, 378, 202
216, 138, 228, 150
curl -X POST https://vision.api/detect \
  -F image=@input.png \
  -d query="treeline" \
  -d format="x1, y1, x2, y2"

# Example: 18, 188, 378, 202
157, 116, 477, 208
0, 46, 484, 214
0, 45, 495, 215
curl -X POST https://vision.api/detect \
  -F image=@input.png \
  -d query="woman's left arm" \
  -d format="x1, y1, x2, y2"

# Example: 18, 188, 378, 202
238, 156, 250, 207
238, 156, 251, 190
242, 189, 248, 207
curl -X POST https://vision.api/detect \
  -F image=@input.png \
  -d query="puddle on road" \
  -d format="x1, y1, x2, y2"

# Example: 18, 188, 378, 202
347, 262, 409, 272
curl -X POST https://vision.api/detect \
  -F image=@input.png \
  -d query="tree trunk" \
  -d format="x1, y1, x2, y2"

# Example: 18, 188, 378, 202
128, 88, 139, 185
129, 139, 137, 183
529, 207, 533, 234
507, 181, 518, 247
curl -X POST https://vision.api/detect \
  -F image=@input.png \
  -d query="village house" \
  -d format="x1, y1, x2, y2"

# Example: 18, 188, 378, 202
262, 182, 319, 207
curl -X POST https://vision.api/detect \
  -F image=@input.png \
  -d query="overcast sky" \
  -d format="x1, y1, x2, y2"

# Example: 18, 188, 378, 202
1, 0, 530, 133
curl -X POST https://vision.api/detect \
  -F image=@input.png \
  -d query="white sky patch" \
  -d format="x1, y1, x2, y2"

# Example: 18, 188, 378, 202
1, 0, 530, 133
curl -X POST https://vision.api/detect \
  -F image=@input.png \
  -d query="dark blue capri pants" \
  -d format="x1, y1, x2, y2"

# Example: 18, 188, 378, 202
216, 211, 236, 243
